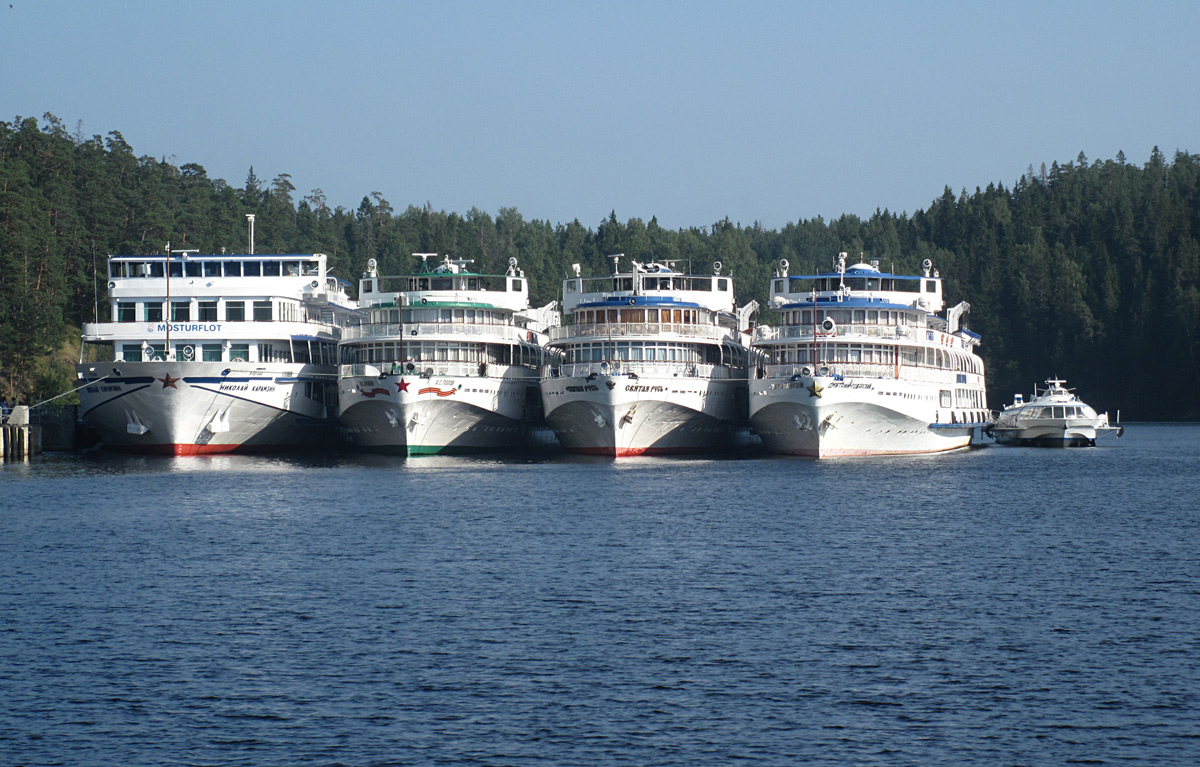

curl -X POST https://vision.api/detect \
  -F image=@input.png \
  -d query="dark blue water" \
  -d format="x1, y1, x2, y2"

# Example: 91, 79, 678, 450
2, 425, 1198, 766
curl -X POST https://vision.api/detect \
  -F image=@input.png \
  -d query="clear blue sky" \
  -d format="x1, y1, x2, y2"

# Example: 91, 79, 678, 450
3, 1, 1197, 231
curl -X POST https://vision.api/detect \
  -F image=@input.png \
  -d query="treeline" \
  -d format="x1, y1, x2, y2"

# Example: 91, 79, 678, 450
3, 113, 1198, 418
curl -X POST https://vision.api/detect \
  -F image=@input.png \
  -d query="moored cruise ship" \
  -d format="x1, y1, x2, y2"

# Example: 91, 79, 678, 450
76, 251, 358, 455
750, 253, 988, 457
540, 255, 757, 456
337, 254, 556, 455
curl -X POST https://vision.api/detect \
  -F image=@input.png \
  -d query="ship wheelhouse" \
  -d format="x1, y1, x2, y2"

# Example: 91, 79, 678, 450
338, 254, 554, 379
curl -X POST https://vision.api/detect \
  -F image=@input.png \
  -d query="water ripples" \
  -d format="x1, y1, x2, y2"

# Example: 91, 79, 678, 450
2, 427, 1199, 765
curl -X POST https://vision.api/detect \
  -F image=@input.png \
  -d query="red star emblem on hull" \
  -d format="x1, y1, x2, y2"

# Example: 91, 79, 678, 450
158, 373, 181, 389
396, 378, 409, 392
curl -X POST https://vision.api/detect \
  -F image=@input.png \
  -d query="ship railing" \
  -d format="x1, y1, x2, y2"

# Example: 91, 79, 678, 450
763, 362, 896, 379
341, 322, 526, 343
753, 324, 914, 342
340, 361, 539, 380
550, 321, 735, 343
545, 361, 738, 380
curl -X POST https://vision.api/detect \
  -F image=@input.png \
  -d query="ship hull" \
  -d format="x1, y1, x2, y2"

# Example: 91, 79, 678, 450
541, 374, 750, 457
75, 361, 337, 455
749, 376, 979, 458
338, 373, 547, 455
991, 424, 1099, 447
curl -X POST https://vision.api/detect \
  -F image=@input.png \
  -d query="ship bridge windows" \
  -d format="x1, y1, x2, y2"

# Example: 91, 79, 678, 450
263, 261, 281, 277
203, 261, 222, 277
431, 277, 453, 290
224, 261, 242, 277
244, 261, 261, 277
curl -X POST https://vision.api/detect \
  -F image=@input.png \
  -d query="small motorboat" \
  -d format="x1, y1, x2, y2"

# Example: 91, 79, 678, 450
988, 378, 1123, 447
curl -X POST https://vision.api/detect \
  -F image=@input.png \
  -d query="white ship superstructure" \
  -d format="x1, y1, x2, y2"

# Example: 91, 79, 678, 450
749, 253, 988, 457
76, 251, 357, 455
540, 255, 757, 456
337, 254, 555, 455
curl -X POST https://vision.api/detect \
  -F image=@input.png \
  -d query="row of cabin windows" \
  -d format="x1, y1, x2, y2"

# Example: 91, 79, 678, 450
342, 341, 544, 367
115, 300, 286, 323
777, 277, 935, 293
118, 340, 335, 364
1025, 406, 1088, 419
780, 308, 917, 326
110, 259, 320, 279
572, 308, 700, 325
564, 276, 729, 294
369, 308, 509, 324
769, 343, 983, 374
367, 276, 523, 293
563, 341, 729, 364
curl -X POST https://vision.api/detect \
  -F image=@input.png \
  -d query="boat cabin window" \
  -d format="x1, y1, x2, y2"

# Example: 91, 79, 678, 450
202, 344, 222, 362
198, 301, 217, 321
431, 277, 452, 290
230, 343, 249, 362
185, 261, 202, 277
940, 390, 953, 407
717, 278, 728, 291
925, 280, 937, 293
225, 301, 245, 322
144, 303, 163, 322
1052, 406, 1065, 418
171, 301, 190, 322
224, 261, 242, 277
253, 301, 273, 321
117, 302, 135, 322
284, 261, 301, 276
263, 261, 281, 277
203, 261, 222, 277
244, 261, 261, 277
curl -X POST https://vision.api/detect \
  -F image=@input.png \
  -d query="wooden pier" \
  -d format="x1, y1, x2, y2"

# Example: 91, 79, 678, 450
2, 406, 43, 461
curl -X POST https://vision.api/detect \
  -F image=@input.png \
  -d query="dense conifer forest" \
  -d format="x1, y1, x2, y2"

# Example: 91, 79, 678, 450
2, 113, 1198, 418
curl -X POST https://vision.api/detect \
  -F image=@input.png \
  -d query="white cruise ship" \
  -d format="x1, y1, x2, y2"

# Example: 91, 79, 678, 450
749, 253, 988, 457
540, 255, 757, 456
76, 251, 358, 455
337, 254, 556, 455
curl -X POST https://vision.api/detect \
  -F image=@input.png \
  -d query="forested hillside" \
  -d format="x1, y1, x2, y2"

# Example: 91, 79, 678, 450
3, 114, 1198, 418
